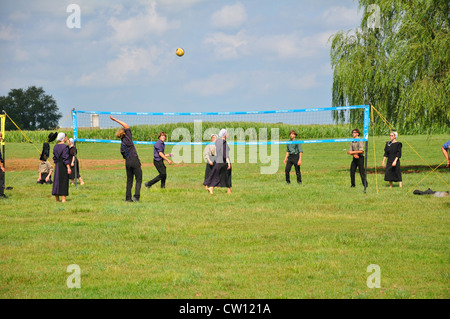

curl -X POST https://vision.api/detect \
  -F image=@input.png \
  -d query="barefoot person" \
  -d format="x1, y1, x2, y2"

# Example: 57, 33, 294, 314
52, 133, 71, 202
68, 138, 84, 186
37, 156, 53, 184
203, 129, 231, 194
382, 131, 403, 188
203, 134, 217, 189
110, 116, 142, 202
145, 132, 173, 189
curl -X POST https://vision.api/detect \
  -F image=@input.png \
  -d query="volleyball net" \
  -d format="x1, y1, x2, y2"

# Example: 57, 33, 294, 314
72, 105, 370, 146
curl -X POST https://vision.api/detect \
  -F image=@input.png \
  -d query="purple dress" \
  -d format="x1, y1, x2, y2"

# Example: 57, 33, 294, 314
52, 143, 70, 196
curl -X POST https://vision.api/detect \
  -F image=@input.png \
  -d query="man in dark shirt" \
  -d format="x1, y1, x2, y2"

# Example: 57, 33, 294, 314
110, 116, 142, 202
0, 132, 5, 198
145, 132, 172, 189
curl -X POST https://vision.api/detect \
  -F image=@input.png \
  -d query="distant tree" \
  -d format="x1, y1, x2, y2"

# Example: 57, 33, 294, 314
329, 0, 449, 133
0, 86, 62, 131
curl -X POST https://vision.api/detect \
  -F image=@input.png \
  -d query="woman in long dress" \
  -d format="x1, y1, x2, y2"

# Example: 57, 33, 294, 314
203, 129, 232, 194
52, 133, 72, 202
382, 131, 403, 188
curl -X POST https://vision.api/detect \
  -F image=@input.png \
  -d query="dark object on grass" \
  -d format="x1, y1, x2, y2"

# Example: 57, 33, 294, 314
413, 188, 449, 197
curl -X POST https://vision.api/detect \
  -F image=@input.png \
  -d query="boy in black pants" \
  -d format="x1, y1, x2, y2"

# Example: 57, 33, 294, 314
347, 128, 367, 188
145, 132, 172, 189
110, 116, 142, 202
284, 130, 303, 184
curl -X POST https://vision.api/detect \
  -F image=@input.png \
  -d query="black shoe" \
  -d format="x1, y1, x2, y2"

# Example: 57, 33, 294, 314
125, 199, 133, 202
351, 185, 355, 188
145, 182, 151, 189
0, 194, 7, 198
286, 181, 291, 185
132, 196, 139, 202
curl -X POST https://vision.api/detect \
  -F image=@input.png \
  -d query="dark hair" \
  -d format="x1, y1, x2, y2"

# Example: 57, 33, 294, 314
352, 128, 361, 136
158, 131, 167, 139
289, 130, 298, 137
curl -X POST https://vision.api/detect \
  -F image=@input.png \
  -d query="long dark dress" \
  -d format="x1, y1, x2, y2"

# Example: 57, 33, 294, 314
203, 139, 232, 188
384, 141, 402, 182
52, 143, 70, 196
68, 146, 81, 179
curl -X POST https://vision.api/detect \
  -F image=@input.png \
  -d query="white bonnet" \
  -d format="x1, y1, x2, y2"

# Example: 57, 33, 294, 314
56, 132, 66, 142
219, 129, 228, 138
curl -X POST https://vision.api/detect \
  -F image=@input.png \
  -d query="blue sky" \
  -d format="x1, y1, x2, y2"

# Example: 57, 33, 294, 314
0, 0, 362, 127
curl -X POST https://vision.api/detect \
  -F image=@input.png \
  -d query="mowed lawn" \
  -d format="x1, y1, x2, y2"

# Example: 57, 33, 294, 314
0, 134, 448, 299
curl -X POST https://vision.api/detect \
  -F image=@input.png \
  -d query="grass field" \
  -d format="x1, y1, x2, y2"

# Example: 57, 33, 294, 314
0, 134, 449, 299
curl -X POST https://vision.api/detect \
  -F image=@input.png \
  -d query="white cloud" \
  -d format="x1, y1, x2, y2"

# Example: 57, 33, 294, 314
14, 48, 29, 62
77, 45, 166, 87
321, 6, 360, 28
108, 1, 178, 43
204, 30, 248, 59
184, 73, 241, 96
0, 25, 17, 41
287, 74, 320, 90
211, 3, 247, 29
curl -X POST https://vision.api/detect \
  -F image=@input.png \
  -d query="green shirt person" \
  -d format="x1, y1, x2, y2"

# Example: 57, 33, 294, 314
283, 130, 303, 184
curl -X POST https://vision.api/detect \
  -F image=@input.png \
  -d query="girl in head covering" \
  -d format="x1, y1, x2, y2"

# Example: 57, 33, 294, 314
203, 129, 232, 194
52, 133, 71, 202
67, 138, 84, 186
382, 131, 403, 188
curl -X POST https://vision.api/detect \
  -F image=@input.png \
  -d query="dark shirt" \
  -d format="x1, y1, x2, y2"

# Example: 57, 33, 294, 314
0, 149, 3, 164
384, 141, 402, 163
154, 139, 165, 161
53, 143, 70, 165
120, 128, 138, 159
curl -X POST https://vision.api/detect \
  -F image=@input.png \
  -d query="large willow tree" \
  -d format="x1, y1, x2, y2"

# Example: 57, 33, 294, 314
330, 0, 449, 134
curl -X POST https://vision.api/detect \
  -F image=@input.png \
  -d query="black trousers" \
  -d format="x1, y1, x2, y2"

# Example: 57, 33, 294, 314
37, 173, 52, 184
125, 156, 142, 200
147, 160, 167, 188
0, 169, 4, 195
285, 154, 301, 183
350, 155, 367, 187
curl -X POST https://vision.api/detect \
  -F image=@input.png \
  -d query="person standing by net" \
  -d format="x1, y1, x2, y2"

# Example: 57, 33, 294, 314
382, 131, 403, 188
204, 129, 232, 194
284, 130, 303, 185
110, 116, 142, 202
52, 133, 72, 202
347, 128, 367, 188
68, 138, 84, 186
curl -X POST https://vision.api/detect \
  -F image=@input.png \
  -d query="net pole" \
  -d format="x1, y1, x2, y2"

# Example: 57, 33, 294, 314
364, 141, 368, 194
72, 108, 78, 189
1, 112, 5, 169
74, 140, 78, 190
